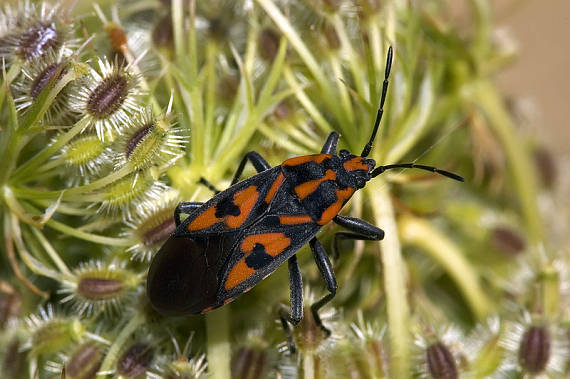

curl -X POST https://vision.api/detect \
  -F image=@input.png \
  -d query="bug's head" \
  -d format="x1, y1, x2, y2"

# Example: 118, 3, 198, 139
339, 149, 375, 189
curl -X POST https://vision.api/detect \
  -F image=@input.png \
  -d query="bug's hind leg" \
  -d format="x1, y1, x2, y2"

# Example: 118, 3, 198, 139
279, 254, 303, 353
231, 151, 271, 185
332, 215, 384, 259
309, 238, 337, 337
321, 131, 339, 154
174, 202, 203, 226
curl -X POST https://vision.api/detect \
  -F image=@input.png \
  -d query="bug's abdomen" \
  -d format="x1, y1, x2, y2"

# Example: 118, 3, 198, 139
146, 232, 238, 315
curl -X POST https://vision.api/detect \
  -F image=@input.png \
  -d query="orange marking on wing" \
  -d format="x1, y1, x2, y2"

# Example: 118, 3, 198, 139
224, 260, 256, 290
283, 154, 331, 167
279, 214, 313, 224
201, 306, 215, 313
294, 169, 337, 200
241, 233, 291, 257
188, 206, 221, 231
318, 187, 355, 225
344, 157, 369, 172
265, 173, 285, 203
225, 186, 259, 228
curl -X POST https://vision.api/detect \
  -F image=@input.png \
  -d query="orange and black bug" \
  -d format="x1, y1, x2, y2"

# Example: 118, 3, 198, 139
146, 47, 463, 350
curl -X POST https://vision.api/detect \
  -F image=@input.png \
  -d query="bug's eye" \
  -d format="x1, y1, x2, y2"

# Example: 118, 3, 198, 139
339, 149, 350, 158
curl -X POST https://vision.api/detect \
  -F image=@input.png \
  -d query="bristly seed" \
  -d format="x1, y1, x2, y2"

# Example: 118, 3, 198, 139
17, 22, 60, 60
30, 62, 65, 98
77, 278, 123, 300
125, 123, 154, 159
87, 74, 128, 119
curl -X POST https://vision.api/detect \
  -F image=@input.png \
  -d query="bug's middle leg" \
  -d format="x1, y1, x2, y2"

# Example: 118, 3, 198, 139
174, 202, 203, 226
332, 215, 385, 259
279, 254, 303, 353
309, 238, 337, 337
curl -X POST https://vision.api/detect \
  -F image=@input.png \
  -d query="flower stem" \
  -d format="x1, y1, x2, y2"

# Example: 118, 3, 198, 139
206, 307, 231, 379
398, 214, 492, 319
367, 180, 410, 377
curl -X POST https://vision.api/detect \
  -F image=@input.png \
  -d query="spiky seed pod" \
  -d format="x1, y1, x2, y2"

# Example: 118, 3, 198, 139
70, 58, 141, 140
12, 49, 76, 123
125, 190, 179, 261
321, 22, 341, 51
414, 325, 466, 378
112, 109, 187, 172
0, 281, 21, 330
491, 226, 526, 257
57, 133, 109, 185
117, 342, 155, 378
349, 318, 388, 378
533, 146, 558, 188
65, 341, 105, 379
152, 13, 174, 51
26, 306, 85, 356
518, 325, 551, 374
426, 342, 458, 379
0, 1, 73, 64
501, 316, 568, 376
97, 172, 169, 220
2, 337, 25, 378
60, 261, 140, 316
258, 28, 280, 62
153, 335, 208, 378
231, 347, 270, 379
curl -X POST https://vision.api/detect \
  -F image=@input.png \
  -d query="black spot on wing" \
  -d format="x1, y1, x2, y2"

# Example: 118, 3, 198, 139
215, 197, 240, 218
245, 243, 273, 269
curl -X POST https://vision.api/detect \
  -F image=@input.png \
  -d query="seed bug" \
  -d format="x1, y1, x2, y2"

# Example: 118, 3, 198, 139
146, 47, 463, 351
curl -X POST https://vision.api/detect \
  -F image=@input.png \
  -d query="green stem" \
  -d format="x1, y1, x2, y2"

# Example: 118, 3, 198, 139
470, 81, 543, 246
367, 180, 410, 377
206, 307, 231, 379
11, 117, 90, 183
399, 214, 492, 319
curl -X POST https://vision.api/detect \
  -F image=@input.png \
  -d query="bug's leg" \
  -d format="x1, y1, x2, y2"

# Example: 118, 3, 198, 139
174, 202, 203, 226
279, 254, 303, 354
320, 131, 339, 154
231, 151, 271, 185
309, 238, 337, 337
198, 177, 221, 194
332, 215, 385, 259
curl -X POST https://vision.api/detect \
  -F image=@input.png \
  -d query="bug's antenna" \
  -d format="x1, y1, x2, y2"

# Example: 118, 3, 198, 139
371, 163, 465, 182
361, 46, 393, 158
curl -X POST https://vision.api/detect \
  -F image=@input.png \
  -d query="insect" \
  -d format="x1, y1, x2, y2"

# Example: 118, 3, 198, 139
146, 47, 463, 349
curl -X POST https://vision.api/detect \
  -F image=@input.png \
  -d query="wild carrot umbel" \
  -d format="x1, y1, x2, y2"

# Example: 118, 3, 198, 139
0, 1, 567, 378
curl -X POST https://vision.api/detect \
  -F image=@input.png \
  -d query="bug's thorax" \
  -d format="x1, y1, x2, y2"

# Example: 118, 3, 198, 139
281, 151, 375, 225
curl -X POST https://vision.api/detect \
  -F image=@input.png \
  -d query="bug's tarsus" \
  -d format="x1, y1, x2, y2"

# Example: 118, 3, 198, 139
361, 46, 393, 158
371, 163, 465, 182
279, 307, 297, 354
174, 202, 203, 226
231, 151, 271, 185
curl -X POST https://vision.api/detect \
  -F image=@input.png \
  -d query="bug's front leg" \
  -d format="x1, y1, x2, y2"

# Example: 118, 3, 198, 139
320, 131, 339, 154
309, 238, 337, 337
331, 215, 385, 259
279, 254, 303, 353
174, 202, 203, 226
231, 151, 271, 185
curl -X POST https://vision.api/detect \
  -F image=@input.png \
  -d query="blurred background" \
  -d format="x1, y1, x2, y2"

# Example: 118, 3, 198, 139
496, 0, 570, 155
